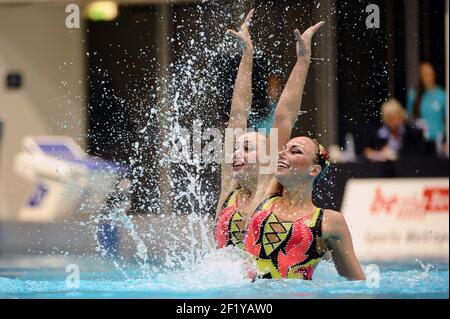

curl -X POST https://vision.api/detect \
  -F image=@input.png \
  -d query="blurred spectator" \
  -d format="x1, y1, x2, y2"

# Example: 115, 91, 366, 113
364, 98, 427, 162
407, 62, 447, 147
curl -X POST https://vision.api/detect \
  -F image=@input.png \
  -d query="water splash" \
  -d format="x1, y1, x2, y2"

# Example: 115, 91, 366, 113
56, 0, 342, 283
155, 246, 257, 291
416, 259, 437, 279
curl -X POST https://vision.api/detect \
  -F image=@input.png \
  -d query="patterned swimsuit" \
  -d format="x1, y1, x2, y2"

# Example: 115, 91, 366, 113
214, 187, 246, 250
245, 194, 325, 280
215, 191, 325, 280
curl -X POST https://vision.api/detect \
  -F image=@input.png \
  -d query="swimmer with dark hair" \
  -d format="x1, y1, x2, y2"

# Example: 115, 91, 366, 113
244, 21, 366, 281
215, 10, 313, 252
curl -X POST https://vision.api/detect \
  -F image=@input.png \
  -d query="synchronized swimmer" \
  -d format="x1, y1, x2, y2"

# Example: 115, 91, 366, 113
215, 9, 366, 281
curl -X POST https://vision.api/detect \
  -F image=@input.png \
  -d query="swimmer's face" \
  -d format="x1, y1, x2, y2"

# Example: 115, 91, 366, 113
420, 63, 436, 89
232, 132, 266, 180
275, 137, 321, 186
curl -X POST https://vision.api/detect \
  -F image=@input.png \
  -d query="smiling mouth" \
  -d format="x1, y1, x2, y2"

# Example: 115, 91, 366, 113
277, 161, 290, 169
233, 162, 244, 168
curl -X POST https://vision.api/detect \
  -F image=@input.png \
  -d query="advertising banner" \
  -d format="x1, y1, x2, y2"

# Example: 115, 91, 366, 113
342, 178, 449, 262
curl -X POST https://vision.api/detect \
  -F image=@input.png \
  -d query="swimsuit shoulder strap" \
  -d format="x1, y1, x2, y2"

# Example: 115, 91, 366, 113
305, 208, 326, 260
254, 193, 281, 213
222, 186, 242, 210
305, 207, 324, 237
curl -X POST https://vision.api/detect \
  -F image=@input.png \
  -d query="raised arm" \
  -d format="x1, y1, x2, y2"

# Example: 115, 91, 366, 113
322, 210, 366, 281
217, 9, 255, 213
226, 9, 255, 131
271, 21, 324, 151
252, 22, 325, 204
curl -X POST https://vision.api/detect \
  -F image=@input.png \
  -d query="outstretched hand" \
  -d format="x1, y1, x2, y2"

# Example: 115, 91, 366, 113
294, 21, 325, 64
226, 9, 255, 53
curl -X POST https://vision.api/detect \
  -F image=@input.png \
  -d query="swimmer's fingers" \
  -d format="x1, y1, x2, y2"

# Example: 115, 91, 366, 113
241, 8, 255, 30
304, 21, 325, 38
229, 9, 254, 38
225, 9, 255, 52
226, 29, 245, 44
294, 29, 307, 58
294, 29, 311, 58
226, 29, 251, 51
238, 9, 255, 43
295, 21, 325, 60
298, 21, 324, 45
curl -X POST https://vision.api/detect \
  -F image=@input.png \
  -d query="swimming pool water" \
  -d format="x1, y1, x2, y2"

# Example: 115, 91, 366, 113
0, 254, 448, 299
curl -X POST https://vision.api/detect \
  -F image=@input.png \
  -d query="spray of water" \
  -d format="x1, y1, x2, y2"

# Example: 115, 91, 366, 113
75, 0, 265, 284
61, 0, 343, 286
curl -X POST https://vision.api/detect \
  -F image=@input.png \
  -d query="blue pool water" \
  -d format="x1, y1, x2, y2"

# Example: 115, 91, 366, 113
0, 253, 448, 299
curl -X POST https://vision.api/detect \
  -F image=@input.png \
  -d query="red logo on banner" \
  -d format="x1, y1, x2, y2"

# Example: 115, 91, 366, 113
370, 187, 398, 214
423, 188, 449, 212
370, 186, 449, 219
